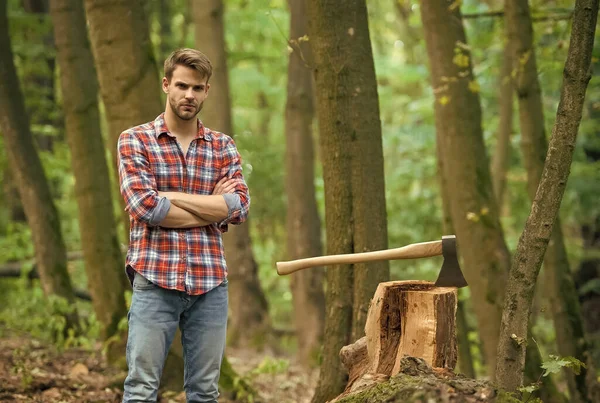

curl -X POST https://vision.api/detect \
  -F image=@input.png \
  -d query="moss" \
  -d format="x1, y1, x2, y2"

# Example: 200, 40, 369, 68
336, 374, 438, 403
335, 372, 521, 403
495, 390, 523, 403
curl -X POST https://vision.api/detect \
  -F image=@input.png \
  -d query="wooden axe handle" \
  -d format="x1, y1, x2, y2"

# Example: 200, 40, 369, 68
276, 240, 442, 276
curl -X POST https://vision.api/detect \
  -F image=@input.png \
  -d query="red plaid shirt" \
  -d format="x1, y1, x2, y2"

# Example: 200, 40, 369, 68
118, 113, 250, 295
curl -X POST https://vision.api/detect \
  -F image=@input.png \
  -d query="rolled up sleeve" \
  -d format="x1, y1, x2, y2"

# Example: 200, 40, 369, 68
217, 138, 250, 232
118, 131, 166, 226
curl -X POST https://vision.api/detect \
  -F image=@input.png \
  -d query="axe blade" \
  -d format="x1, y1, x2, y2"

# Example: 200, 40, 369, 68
434, 235, 468, 288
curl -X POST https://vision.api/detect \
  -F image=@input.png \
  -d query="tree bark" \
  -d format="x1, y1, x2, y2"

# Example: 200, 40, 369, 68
306, 1, 389, 401
575, 86, 600, 368
419, 0, 511, 374
20, 0, 59, 152
495, 0, 599, 392
158, 0, 173, 63
491, 38, 513, 209
49, 0, 128, 344
285, 0, 326, 368
0, 0, 78, 332
84, 0, 163, 237
455, 297, 475, 378
193, 0, 270, 347
504, 0, 597, 399
437, 145, 477, 378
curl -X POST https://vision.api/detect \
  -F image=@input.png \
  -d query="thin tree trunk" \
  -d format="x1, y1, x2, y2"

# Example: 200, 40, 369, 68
495, 0, 598, 392
504, 0, 596, 399
491, 37, 513, 209
306, 1, 389, 401
158, 0, 172, 63
0, 0, 78, 333
193, 0, 270, 347
575, 88, 600, 369
84, 0, 163, 238
21, 0, 59, 152
456, 297, 476, 378
419, 0, 511, 375
285, 0, 326, 368
49, 0, 127, 347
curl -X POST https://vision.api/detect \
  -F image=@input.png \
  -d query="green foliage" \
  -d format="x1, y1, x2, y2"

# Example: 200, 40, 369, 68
541, 355, 586, 377
0, 278, 99, 350
247, 356, 289, 377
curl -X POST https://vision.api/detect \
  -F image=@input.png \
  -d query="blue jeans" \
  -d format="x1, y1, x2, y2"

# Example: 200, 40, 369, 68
123, 272, 228, 403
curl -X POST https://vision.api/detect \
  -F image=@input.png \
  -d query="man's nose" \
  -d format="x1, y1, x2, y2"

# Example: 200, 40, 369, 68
185, 89, 195, 99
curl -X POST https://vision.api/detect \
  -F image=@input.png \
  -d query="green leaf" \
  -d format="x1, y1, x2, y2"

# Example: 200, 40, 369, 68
518, 384, 540, 394
579, 278, 600, 296
541, 355, 586, 377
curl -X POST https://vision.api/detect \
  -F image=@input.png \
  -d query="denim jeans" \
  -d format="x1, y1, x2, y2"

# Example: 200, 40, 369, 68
123, 272, 228, 403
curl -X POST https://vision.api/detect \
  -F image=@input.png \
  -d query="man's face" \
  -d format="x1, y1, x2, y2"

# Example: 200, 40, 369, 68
162, 65, 210, 121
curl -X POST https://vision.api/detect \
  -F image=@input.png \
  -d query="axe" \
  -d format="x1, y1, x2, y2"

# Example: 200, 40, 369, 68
276, 235, 468, 288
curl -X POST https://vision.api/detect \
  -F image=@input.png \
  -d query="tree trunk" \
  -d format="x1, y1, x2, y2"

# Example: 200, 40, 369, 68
455, 297, 475, 378
491, 38, 513, 209
0, 0, 78, 332
575, 88, 600, 368
437, 146, 477, 378
285, 0, 326, 368
504, 0, 596, 399
192, 0, 270, 347
21, 0, 59, 152
495, 0, 598, 392
419, 0, 511, 374
84, 0, 163, 237
84, 0, 186, 385
158, 0, 173, 63
49, 0, 128, 346
306, 1, 389, 401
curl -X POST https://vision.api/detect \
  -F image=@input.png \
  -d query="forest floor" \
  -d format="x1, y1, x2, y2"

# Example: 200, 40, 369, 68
0, 327, 319, 403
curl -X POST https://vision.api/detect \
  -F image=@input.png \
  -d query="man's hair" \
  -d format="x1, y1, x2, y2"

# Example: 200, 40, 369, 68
164, 48, 212, 82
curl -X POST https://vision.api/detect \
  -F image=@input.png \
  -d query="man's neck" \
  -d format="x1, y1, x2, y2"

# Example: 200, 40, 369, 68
164, 108, 197, 138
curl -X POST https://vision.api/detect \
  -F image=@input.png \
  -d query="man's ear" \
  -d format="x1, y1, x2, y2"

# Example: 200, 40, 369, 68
205, 83, 211, 96
162, 77, 169, 93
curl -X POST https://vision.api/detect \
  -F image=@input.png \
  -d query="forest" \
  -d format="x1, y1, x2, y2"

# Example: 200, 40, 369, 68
0, 0, 598, 402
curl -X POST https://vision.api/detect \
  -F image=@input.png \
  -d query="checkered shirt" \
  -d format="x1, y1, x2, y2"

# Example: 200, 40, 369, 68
118, 113, 250, 295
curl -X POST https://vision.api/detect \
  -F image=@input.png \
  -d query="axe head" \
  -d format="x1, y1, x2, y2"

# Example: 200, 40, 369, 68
434, 235, 468, 288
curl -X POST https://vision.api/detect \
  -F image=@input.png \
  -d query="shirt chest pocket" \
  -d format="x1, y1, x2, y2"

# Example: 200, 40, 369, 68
153, 161, 184, 191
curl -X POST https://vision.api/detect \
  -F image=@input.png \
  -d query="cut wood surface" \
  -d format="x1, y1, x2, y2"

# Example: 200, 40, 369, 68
340, 281, 459, 398
365, 281, 457, 376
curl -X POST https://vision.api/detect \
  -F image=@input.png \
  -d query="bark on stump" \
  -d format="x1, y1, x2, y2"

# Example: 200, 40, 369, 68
339, 281, 458, 398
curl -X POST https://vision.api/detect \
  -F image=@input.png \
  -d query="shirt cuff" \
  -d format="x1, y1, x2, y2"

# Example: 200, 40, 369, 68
222, 193, 241, 216
148, 196, 171, 226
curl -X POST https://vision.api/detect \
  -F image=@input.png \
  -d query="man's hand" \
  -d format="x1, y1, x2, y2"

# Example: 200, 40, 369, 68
212, 177, 237, 195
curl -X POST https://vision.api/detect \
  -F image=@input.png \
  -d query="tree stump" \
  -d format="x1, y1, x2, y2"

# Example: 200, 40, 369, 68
340, 281, 458, 395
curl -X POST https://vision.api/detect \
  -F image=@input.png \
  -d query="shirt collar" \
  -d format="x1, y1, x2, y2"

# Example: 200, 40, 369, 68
154, 113, 213, 141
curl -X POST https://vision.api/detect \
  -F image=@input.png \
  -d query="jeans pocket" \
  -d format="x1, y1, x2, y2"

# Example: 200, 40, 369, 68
133, 272, 157, 291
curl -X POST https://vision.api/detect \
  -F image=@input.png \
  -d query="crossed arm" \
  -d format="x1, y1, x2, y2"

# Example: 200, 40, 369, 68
118, 131, 249, 231
158, 177, 237, 228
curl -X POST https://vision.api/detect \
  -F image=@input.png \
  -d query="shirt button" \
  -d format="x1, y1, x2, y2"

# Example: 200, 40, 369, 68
181, 256, 186, 262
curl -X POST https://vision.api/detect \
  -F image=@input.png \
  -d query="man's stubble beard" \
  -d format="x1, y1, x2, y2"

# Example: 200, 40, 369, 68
169, 97, 204, 121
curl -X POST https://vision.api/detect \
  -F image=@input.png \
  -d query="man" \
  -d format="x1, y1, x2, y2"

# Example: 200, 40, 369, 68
118, 48, 250, 402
